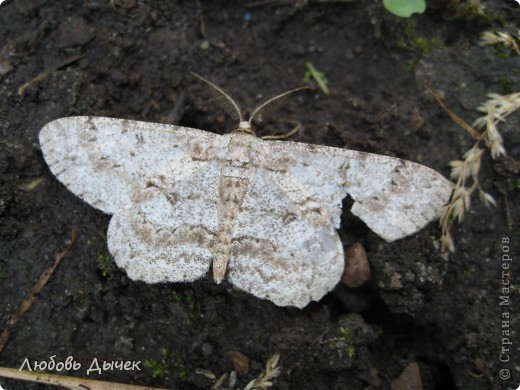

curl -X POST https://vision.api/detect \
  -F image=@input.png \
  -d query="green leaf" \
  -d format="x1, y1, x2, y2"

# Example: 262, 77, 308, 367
383, 0, 426, 18
304, 62, 330, 95
24, 177, 44, 191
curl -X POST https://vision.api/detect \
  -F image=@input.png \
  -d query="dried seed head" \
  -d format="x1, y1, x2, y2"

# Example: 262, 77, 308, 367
479, 191, 496, 207
449, 161, 465, 180
478, 31, 520, 53
479, 31, 502, 46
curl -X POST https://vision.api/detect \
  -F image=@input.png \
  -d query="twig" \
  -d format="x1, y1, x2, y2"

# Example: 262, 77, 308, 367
0, 366, 168, 390
428, 88, 488, 146
196, 0, 231, 56
141, 99, 161, 118
0, 228, 77, 354
498, 185, 513, 232
18, 54, 85, 97
163, 90, 186, 125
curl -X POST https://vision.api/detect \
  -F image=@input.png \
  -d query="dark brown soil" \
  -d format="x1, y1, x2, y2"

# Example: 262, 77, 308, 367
1, 0, 519, 389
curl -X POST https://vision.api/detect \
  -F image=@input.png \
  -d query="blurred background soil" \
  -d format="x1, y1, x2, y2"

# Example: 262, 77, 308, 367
0, 0, 519, 389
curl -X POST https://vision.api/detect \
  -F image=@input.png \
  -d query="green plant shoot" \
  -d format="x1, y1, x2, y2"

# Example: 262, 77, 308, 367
303, 62, 330, 95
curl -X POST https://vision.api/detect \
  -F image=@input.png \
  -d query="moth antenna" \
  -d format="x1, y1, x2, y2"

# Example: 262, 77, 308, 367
191, 72, 243, 123
249, 86, 309, 125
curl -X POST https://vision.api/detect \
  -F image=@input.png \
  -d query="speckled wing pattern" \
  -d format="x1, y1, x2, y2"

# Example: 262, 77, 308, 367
264, 141, 453, 242
39, 116, 221, 214
227, 154, 345, 308
40, 116, 223, 283
39, 116, 452, 308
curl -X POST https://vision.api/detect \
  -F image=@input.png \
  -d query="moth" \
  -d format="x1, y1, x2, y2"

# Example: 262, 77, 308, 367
39, 74, 453, 308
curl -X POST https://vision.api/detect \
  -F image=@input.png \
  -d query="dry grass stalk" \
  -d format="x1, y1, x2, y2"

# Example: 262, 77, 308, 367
203, 353, 281, 390
0, 228, 77, 353
439, 92, 519, 252
0, 366, 168, 390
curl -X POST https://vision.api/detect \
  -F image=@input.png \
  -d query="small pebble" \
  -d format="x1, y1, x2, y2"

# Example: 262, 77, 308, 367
199, 40, 210, 50
342, 242, 371, 288
391, 362, 422, 390
0, 60, 12, 75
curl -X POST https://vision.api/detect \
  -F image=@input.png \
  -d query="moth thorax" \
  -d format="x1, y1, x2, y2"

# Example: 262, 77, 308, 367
238, 121, 252, 132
